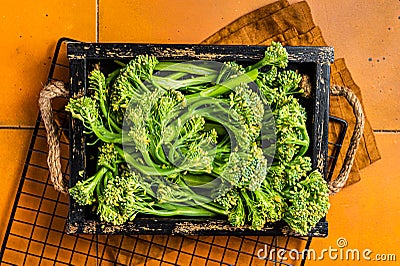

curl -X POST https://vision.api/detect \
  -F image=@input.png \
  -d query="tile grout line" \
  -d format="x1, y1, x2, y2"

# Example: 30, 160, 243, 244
374, 130, 400, 135
374, 130, 400, 133
96, 0, 99, 42
0, 126, 38, 130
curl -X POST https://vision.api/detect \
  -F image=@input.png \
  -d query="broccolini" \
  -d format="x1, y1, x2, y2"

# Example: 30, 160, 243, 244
66, 41, 330, 235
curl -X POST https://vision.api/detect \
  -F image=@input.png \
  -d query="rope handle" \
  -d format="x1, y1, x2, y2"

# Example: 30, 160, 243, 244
328, 85, 365, 195
38, 82, 364, 195
38, 81, 69, 194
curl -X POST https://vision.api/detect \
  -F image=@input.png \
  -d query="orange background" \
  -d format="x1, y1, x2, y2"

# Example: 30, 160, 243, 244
1, 0, 399, 265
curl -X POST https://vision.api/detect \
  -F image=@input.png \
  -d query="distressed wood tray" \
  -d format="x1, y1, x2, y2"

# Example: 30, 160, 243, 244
66, 43, 333, 236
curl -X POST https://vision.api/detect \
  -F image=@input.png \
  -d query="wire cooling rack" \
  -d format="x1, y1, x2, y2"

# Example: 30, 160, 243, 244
0, 38, 346, 266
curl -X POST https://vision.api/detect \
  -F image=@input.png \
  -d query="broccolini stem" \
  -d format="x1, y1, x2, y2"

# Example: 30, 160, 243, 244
90, 167, 108, 191
105, 68, 120, 87
297, 125, 310, 156
154, 141, 169, 165
133, 77, 151, 95
240, 189, 254, 218
115, 145, 182, 176
154, 62, 217, 76
114, 60, 126, 67
240, 189, 252, 204
203, 121, 227, 136
97, 92, 121, 134
174, 179, 227, 216
210, 165, 226, 176
165, 72, 187, 80
153, 74, 218, 90
214, 63, 229, 84
246, 59, 268, 72
95, 169, 110, 197
180, 173, 215, 186
139, 146, 159, 170
99, 161, 118, 175
215, 145, 231, 154
143, 204, 218, 217
90, 124, 123, 143
186, 68, 258, 99
195, 201, 227, 216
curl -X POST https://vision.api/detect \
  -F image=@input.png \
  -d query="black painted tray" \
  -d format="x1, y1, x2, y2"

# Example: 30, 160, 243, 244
66, 43, 333, 236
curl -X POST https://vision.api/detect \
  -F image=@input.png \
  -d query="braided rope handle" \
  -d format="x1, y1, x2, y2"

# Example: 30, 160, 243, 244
38, 81, 69, 194
328, 85, 365, 195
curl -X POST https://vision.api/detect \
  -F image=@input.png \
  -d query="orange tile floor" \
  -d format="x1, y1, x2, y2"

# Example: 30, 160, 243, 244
1, 1, 399, 265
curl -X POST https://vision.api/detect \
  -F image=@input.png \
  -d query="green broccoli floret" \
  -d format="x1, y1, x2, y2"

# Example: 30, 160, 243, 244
159, 95, 253, 171
274, 97, 309, 160
88, 68, 121, 133
228, 84, 264, 141
256, 68, 303, 108
95, 167, 153, 224
69, 167, 108, 206
214, 142, 269, 191
96, 171, 127, 224
69, 143, 121, 206
240, 180, 286, 230
109, 54, 161, 124
148, 89, 187, 164
282, 170, 330, 235
246, 41, 288, 71
108, 168, 155, 222
255, 180, 286, 223
162, 115, 218, 173
276, 70, 303, 95
267, 156, 312, 192
214, 188, 246, 227
227, 191, 246, 227
214, 61, 246, 84
97, 142, 122, 174
65, 96, 122, 143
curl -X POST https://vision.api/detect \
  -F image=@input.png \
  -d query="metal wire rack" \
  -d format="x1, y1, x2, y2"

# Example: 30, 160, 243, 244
0, 38, 346, 266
